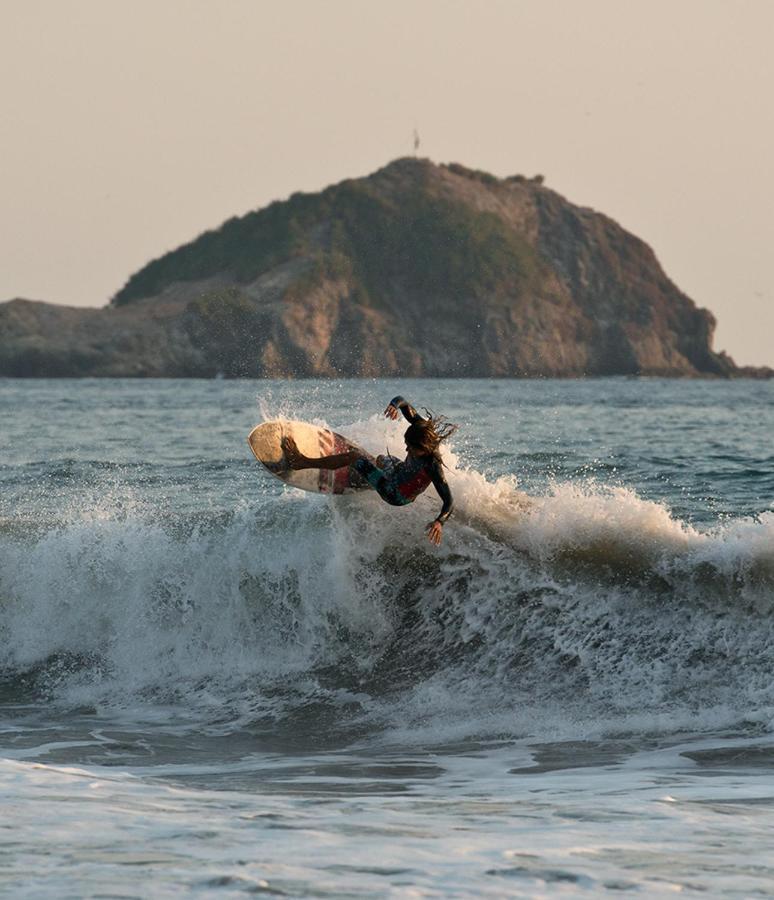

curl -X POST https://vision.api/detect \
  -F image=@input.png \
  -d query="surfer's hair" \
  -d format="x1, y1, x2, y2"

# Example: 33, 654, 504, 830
404, 412, 458, 459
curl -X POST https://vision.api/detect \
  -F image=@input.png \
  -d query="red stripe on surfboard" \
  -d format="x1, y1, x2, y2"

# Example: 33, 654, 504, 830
313, 430, 353, 495
318, 430, 334, 493
331, 434, 351, 494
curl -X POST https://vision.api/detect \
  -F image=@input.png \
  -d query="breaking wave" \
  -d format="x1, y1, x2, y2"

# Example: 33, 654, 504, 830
2, 414, 773, 746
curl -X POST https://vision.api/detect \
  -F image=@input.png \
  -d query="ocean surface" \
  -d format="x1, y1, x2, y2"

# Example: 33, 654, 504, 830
2, 377, 774, 898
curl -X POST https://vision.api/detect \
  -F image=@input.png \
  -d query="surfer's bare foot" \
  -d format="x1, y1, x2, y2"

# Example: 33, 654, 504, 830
282, 436, 307, 470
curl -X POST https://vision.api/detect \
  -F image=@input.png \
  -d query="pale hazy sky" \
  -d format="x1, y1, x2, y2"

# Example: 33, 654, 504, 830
2, 0, 772, 364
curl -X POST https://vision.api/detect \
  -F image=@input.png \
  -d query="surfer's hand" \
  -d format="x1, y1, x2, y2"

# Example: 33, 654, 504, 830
282, 436, 307, 470
384, 403, 400, 421
425, 521, 443, 546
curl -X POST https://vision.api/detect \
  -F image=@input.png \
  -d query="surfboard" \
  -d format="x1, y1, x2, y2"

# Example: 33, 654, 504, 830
247, 420, 373, 495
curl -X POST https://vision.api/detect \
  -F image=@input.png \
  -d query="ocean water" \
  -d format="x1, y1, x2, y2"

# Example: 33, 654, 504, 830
2, 377, 774, 898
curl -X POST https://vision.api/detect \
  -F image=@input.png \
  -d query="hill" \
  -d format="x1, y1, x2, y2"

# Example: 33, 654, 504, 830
1, 158, 767, 377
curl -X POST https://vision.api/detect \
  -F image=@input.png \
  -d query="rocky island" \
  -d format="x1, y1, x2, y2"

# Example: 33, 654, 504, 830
1, 158, 767, 378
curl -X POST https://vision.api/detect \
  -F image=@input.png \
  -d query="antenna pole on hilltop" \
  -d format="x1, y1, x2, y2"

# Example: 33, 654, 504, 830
413, 128, 420, 156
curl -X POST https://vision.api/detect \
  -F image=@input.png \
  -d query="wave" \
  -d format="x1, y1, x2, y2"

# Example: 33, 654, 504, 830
1, 416, 773, 744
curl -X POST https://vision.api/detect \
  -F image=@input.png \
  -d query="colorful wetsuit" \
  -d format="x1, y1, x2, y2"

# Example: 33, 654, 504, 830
353, 396, 454, 525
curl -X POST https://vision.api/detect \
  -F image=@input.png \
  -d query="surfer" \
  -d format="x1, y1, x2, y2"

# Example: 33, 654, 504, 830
283, 396, 456, 545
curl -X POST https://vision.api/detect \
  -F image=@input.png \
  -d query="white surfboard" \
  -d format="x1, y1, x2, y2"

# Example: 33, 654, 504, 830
247, 420, 373, 495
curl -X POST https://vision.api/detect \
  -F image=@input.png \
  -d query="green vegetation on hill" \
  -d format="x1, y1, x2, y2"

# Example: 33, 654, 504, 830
112, 192, 325, 305
325, 183, 542, 305
112, 162, 542, 308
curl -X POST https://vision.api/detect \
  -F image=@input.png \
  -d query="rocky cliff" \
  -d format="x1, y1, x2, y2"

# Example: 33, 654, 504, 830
1, 158, 765, 377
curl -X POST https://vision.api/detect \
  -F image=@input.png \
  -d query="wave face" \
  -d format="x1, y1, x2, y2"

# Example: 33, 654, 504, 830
2, 378, 773, 744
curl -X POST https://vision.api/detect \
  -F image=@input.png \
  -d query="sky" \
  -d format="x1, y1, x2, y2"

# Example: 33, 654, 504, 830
1, 0, 772, 365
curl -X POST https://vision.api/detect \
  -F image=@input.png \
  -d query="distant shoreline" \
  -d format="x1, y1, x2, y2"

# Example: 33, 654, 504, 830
3, 372, 772, 381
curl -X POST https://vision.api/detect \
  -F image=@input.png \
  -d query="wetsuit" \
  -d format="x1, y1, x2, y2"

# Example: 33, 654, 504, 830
353, 396, 454, 525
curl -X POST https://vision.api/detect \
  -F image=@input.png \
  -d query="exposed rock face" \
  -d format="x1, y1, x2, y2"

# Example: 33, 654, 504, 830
0, 158, 765, 377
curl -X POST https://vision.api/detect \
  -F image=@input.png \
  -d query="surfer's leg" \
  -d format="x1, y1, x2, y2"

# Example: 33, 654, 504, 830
352, 457, 386, 491
353, 458, 412, 507
283, 436, 359, 471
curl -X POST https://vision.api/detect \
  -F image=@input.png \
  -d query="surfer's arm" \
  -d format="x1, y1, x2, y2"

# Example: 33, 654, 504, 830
425, 463, 452, 546
425, 465, 452, 546
384, 396, 425, 424
430, 460, 453, 525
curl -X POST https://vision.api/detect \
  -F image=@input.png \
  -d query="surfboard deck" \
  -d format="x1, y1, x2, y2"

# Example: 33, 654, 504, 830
247, 420, 373, 495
